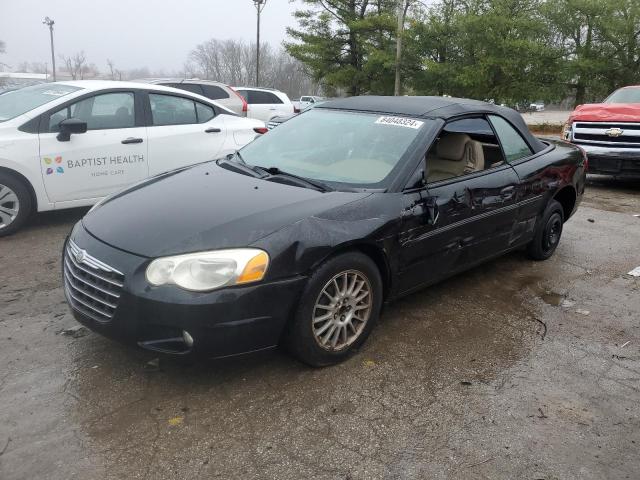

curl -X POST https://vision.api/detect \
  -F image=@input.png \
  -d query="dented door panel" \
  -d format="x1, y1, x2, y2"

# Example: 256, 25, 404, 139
396, 164, 520, 294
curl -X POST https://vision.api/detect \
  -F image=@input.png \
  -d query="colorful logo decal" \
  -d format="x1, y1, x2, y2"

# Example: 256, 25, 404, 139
43, 156, 64, 175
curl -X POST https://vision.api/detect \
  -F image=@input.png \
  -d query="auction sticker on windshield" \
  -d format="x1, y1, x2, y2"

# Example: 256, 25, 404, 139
375, 116, 424, 129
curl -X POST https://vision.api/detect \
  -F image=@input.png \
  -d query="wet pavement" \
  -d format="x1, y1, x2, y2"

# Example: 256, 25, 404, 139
1, 176, 639, 480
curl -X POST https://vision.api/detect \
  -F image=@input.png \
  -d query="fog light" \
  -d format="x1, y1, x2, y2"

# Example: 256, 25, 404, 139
182, 330, 194, 348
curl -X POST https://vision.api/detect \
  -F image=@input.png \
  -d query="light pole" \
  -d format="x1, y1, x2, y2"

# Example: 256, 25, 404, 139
253, 0, 267, 86
394, 0, 407, 96
43, 17, 56, 81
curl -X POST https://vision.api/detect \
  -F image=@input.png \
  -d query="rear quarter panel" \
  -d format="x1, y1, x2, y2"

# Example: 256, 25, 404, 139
511, 139, 585, 240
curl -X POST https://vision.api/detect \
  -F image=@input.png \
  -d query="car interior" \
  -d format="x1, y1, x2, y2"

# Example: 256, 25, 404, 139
426, 117, 505, 183
48, 93, 136, 132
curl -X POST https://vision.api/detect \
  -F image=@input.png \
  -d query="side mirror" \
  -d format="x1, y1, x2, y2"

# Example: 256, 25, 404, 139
57, 118, 87, 142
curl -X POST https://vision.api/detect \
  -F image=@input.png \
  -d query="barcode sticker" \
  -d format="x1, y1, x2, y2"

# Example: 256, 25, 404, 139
375, 116, 424, 129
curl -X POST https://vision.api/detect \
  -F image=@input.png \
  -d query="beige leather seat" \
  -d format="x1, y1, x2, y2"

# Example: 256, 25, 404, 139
427, 133, 485, 182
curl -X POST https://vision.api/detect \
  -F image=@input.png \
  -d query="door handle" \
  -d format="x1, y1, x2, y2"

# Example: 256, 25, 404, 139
205, 127, 222, 133
269, 107, 276, 111
121, 137, 143, 144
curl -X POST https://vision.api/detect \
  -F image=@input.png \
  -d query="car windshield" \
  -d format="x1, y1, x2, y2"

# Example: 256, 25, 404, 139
605, 87, 640, 104
0, 83, 81, 122
239, 109, 429, 188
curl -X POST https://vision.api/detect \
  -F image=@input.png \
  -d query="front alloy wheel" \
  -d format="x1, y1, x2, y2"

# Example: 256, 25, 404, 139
312, 270, 372, 352
285, 252, 383, 367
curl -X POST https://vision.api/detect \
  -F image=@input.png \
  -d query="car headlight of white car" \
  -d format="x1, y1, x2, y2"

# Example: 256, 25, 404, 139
146, 248, 269, 292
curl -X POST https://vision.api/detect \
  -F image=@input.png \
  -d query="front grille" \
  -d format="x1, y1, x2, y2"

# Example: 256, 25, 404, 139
572, 121, 640, 146
63, 239, 124, 323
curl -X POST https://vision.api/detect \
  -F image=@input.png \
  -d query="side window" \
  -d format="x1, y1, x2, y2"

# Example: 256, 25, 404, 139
202, 85, 229, 100
48, 92, 135, 132
170, 83, 203, 96
426, 117, 503, 184
195, 102, 215, 123
235, 89, 248, 102
248, 90, 283, 104
265, 92, 283, 104
149, 94, 197, 126
488, 115, 533, 162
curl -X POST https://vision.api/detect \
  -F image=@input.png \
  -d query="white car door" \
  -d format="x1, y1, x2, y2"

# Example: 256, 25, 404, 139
38, 91, 148, 203
146, 93, 228, 176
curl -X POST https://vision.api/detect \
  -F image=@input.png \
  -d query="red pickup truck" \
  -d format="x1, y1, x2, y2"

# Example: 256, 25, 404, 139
563, 86, 640, 177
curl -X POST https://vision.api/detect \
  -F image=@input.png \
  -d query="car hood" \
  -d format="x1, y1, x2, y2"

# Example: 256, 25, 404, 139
569, 103, 640, 123
82, 162, 370, 258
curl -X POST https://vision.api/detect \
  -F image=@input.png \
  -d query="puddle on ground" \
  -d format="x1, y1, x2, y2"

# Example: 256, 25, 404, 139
538, 290, 565, 306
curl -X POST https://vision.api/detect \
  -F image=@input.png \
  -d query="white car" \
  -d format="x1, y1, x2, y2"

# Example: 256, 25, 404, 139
233, 87, 294, 122
529, 102, 545, 112
297, 95, 324, 111
0, 80, 265, 236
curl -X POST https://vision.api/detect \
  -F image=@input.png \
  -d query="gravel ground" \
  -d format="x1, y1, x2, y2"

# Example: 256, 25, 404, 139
521, 110, 571, 127
0, 175, 639, 480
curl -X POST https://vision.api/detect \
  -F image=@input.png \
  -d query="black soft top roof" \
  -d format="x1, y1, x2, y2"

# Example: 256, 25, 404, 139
317, 95, 546, 153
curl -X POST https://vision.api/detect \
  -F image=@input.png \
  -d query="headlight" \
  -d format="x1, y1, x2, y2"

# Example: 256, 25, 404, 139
146, 249, 269, 292
562, 122, 572, 140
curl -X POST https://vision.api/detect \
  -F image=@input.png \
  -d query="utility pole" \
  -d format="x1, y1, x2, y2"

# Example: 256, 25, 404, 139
394, 0, 407, 96
253, 0, 267, 86
43, 17, 56, 81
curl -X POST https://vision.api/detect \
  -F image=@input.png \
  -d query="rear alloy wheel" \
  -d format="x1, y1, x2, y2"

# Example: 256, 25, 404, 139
526, 199, 564, 260
0, 173, 32, 237
285, 252, 383, 367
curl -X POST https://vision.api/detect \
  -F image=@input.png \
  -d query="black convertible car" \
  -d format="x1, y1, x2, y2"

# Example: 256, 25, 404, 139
63, 96, 586, 366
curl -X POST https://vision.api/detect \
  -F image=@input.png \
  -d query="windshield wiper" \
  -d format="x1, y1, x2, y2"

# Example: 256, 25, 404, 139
256, 166, 333, 192
217, 152, 266, 178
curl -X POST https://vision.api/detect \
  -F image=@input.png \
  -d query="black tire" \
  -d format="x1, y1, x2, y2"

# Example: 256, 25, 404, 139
526, 199, 564, 261
284, 252, 383, 367
0, 172, 33, 237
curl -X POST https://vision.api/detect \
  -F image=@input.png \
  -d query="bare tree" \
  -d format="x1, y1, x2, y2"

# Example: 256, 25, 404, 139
0, 40, 9, 70
107, 58, 116, 79
187, 38, 318, 97
60, 51, 85, 80
106, 59, 123, 80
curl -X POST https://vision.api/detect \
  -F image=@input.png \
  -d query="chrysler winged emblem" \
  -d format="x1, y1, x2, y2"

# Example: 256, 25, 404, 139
75, 249, 87, 264
605, 127, 624, 137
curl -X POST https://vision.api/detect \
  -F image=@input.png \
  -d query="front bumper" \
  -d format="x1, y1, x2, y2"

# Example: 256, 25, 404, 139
574, 143, 640, 177
63, 223, 307, 358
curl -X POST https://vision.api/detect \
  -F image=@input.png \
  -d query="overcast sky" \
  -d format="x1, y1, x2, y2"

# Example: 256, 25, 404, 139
0, 0, 303, 72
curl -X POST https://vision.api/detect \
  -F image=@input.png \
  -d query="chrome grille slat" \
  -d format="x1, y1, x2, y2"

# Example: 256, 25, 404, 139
63, 240, 124, 322
67, 289, 113, 319
63, 259, 120, 298
66, 247, 124, 287
63, 268, 118, 309
572, 121, 640, 146
69, 298, 110, 324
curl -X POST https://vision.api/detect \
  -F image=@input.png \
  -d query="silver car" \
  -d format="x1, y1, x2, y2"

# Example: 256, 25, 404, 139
136, 78, 247, 116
